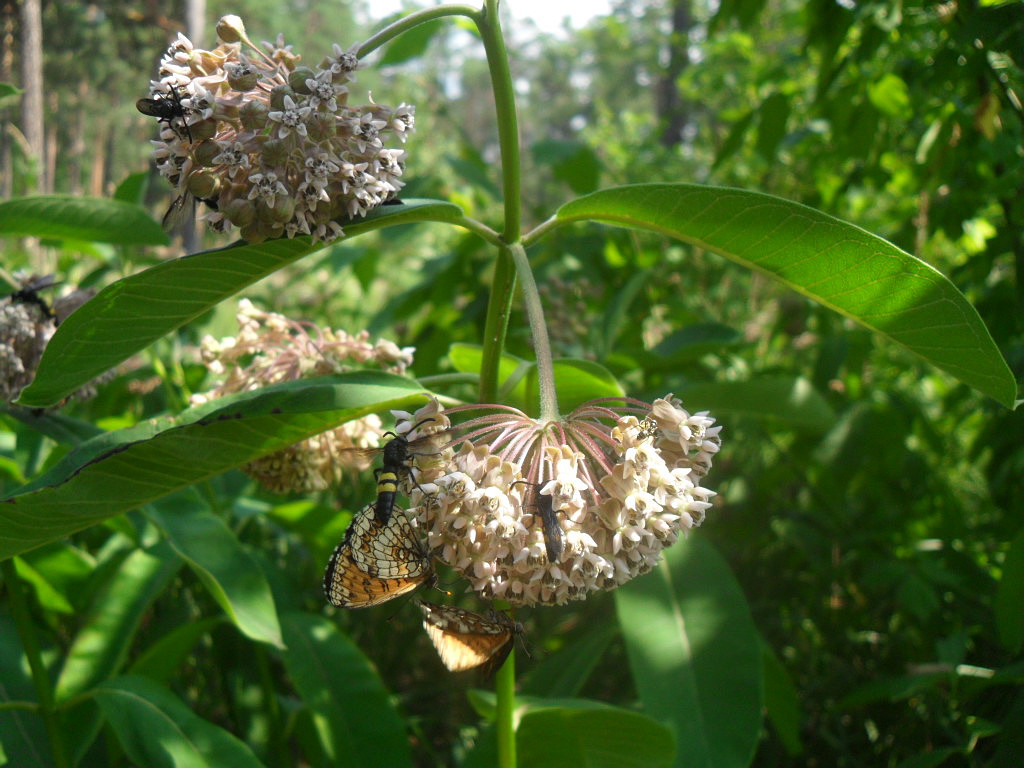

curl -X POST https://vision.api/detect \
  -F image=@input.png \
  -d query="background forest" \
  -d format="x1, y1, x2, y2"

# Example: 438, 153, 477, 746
1, 1, 1023, 767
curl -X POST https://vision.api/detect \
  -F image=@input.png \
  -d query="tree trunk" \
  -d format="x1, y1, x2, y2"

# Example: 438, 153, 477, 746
19, 0, 44, 191
656, 0, 693, 148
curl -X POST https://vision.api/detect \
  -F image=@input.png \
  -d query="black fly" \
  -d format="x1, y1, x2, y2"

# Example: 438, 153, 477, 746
136, 86, 193, 142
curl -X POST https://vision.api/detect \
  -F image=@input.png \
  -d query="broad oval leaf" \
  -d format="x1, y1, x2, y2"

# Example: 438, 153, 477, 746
93, 675, 266, 768
0, 373, 432, 560
614, 536, 762, 768
18, 198, 462, 407
0, 195, 166, 245
278, 612, 412, 768
448, 344, 624, 414
678, 376, 835, 432
551, 184, 1015, 408
55, 543, 182, 702
517, 706, 675, 768
149, 500, 283, 648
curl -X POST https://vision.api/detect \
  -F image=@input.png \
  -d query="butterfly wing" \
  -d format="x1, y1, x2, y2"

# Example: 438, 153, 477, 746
323, 505, 432, 608
420, 602, 514, 675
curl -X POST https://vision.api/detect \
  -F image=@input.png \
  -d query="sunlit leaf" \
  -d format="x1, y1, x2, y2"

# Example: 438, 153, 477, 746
18, 199, 462, 407
55, 543, 182, 702
552, 184, 1015, 407
93, 675, 265, 768
0, 195, 166, 245
615, 537, 762, 768
0, 374, 432, 560
278, 612, 412, 767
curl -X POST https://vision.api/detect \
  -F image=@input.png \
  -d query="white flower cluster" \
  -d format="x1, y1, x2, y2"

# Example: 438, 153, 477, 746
399, 396, 721, 606
143, 15, 414, 244
192, 299, 416, 492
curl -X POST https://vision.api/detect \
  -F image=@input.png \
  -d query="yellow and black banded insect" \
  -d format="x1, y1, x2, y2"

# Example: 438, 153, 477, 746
419, 602, 523, 676
323, 504, 433, 609
517, 482, 564, 564
369, 417, 442, 525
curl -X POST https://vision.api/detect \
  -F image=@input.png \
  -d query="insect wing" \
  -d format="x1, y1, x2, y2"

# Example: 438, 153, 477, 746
536, 493, 564, 564
420, 603, 515, 675
323, 506, 431, 609
161, 193, 198, 232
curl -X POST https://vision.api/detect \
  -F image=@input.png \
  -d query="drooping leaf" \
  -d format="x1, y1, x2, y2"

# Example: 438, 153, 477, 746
0, 195, 166, 245
148, 500, 283, 648
277, 612, 412, 768
17, 199, 462, 407
55, 543, 182, 702
0, 373, 432, 560
93, 675, 266, 768
677, 376, 835, 432
615, 536, 762, 768
551, 184, 1016, 407
516, 706, 675, 768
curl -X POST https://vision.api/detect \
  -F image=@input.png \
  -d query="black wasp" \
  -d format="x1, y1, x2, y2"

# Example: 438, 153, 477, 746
370, 417, 439, 525
517, 482, 564, 564
6, 274, 58, 322
136, 85, 193, 142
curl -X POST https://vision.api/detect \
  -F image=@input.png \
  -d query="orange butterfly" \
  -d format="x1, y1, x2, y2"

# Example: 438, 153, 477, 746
420, 602, 523, 676
323, 504, 433, 608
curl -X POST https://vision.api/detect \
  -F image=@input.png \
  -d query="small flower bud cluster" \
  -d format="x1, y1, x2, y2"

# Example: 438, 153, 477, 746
1, 278, 103, 403
192, 299, 416, 492
0, 297, 55, 402
398, 396, 721, 606
143, 16, 414, 244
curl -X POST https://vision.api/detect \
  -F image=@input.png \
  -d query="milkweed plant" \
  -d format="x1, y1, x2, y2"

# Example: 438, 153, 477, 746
0, 2, 1014, 768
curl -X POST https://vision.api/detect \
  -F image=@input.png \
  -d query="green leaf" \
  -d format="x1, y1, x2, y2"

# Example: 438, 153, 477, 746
647, 322, 743, 364
149, 500, 283, 648
12, 555, 74, 613
93, 675, 266, 768
0, 609, 51, 767
0, 373, 431, 560
677, 376, 835, 432
532, 140, 602, 195
377, 18, 446, 65
17, 199, 462, 407
129, 617, 225, 684
519, 622, 618, 698
553, 184, 1016, 408
756, 93, 791, 160
867, 74, 911, 118
55, 543, 182, 702
0, 195, 167, 245
712, 110, 754, 169
996, 529, 1024, 653
448, 344, 624, 413
277, 612, 412, 767
762, 641, 803, 755
517, 706, 675, 768
614, 536, 762, 768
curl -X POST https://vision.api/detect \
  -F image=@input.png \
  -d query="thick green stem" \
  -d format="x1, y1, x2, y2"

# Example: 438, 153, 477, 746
507, 243, 559, 421
479, 247, 517, 402
359, 5, 482, 57
478, 1, 522, 243
1, 559, 69, 768
494, 638, 517, 768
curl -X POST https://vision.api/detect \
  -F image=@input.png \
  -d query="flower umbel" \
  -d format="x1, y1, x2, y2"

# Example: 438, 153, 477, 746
140, 16, 414, 244
192, 299, 416, 492
398, 396, 721, 606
